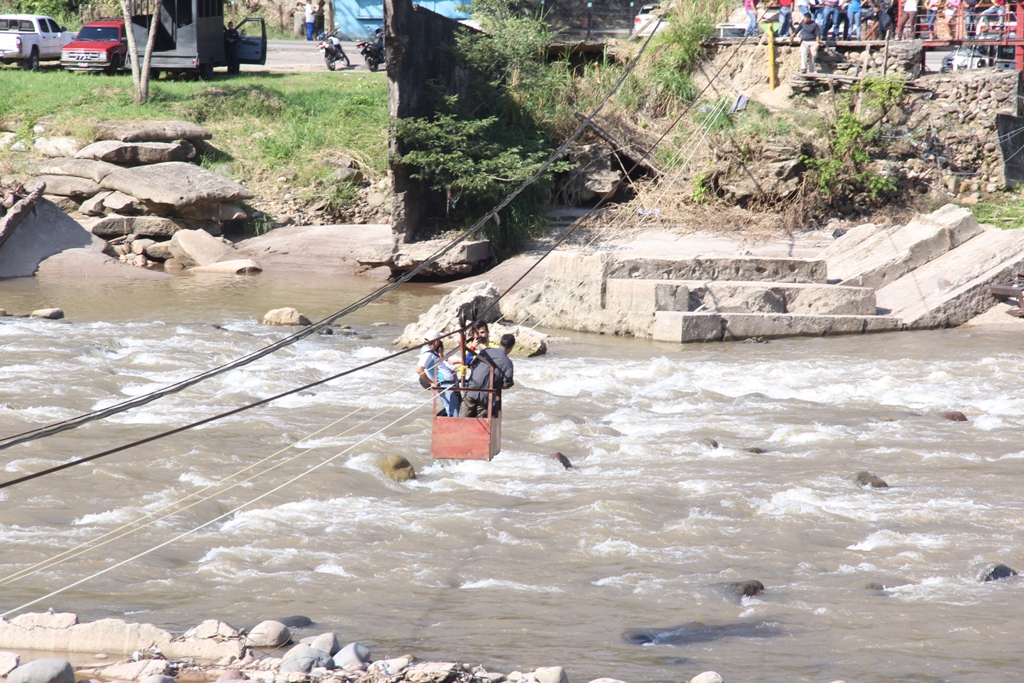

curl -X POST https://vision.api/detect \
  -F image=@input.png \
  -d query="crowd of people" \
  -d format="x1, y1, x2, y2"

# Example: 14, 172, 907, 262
744, 0, 1013, 41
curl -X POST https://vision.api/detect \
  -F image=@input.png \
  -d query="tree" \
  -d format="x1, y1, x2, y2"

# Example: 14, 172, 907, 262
118, 0, 161, 103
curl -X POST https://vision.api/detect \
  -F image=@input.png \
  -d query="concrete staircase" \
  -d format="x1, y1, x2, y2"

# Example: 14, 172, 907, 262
500, 204, 1024, 342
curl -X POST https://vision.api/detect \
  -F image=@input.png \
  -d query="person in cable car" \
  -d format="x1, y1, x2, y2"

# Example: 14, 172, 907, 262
417, 332, 460, 417
459, 329, 515, 419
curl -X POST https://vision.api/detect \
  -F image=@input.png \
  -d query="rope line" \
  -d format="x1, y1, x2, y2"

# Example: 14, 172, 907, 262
0, 17, 667, 457
0, 397, 431, 619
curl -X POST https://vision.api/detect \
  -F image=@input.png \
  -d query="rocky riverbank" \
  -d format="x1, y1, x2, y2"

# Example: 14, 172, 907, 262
0, 614, 735, 683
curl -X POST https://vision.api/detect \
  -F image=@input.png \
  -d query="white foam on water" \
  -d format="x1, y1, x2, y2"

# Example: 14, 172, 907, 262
847, 529, 950, 552
179, 471, 221, 488
459, 578, 562, 593
314, 563, 354, 577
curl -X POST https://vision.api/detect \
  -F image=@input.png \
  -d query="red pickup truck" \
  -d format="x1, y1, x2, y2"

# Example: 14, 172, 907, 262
60, 19, 127, 74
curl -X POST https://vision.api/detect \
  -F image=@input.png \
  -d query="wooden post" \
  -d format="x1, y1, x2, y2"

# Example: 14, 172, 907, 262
768, 28, 777, 90
278, 1, 284, 30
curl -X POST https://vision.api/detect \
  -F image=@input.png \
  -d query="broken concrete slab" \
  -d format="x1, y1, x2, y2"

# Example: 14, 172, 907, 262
0, 614, 242, 659
360, 239, 492, 277
652, 311, 902, 342
604, 279, 690, 314
605, 254, 828, 284
876, 226, 1024, 328
823, 203, 983, 289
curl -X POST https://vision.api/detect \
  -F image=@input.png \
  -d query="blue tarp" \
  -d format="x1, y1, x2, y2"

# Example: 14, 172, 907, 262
332, 0, 470, 39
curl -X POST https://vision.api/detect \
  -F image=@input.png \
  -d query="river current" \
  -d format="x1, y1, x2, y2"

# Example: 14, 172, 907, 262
2, 274, 1024, 683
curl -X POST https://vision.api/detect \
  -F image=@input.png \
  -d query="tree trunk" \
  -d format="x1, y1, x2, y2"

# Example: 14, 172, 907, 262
118, 0, 159, 104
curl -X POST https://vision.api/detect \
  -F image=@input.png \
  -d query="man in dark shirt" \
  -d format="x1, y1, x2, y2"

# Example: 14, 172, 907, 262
797, 13, 822, 73
460, 332, 515, 419
224, 22, 240, 75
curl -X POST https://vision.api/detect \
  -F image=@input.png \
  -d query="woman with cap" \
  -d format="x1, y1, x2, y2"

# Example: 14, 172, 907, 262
417, 331, 460, 417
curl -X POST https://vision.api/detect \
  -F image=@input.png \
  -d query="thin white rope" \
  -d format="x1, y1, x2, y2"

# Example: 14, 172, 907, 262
0, 396, 432, 619
0, 375, 422, 588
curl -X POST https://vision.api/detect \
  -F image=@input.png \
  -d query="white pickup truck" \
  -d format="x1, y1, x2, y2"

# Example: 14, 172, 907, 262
0, 14, 75, 70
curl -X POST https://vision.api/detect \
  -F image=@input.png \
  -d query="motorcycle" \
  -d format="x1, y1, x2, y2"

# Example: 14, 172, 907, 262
356, 32, 384, 72
316, 29, 350, 71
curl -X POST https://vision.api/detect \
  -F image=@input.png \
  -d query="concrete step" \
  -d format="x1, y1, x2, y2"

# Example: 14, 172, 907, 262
822, 203, 982, 289
876, 226, 1024, 328
605, 278, 877, 316
652, 311, 903, 343
606, 255, 827, 283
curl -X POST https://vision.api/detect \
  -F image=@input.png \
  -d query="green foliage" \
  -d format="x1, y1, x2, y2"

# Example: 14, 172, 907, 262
690, 171, 711, 204
968, 195, 1024, 228
804, 76, 905, 203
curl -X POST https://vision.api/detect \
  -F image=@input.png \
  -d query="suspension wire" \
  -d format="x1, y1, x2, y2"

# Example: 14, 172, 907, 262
0, 397, 431, 619
0, 16, 667, 456
0, 374, 422, 588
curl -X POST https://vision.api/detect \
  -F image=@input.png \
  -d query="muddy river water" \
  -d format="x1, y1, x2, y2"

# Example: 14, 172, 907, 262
2, 274, 1024, 683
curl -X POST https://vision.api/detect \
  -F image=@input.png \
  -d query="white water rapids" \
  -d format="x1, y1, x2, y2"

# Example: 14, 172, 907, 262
2, 274, 1024, 683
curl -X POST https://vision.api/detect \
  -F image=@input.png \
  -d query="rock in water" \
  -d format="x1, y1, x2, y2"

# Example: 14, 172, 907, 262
729, 580, 765, 597
702, 438, 719, 449
855, 471, 888, 488
277, 615, 314, 628
982, 564, 1017, 582
532, 667, 568, 683
190, 260, 262, 275
261, 307, 311, 326
139, 676, 176, 683
381, 455, 416, 482
169, 229, 231, 268
746, 447, 766, 454
393, 281, 501, 349
309, 632, 341, 656
551, 452, 573, 469
0, 652, 19, 677
245, 620, 291, 648
333, 642, 371, 670
30, 308, 64, 319
689, 673, 724, 683
7, 658, 74, 683
940, 411, 969, 422
864, 582, 885, 590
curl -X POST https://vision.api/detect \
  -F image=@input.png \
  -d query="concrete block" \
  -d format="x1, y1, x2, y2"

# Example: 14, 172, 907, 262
607, 255, 826, 283
721, 313, 902, 339
652, 312, 723, 342
876, 226, 1024, 328
824, 203, 983, 289
604, 279, 689, 314
690, 281, 877, 316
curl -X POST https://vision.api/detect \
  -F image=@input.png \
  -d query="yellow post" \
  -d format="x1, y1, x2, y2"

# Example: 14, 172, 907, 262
767, 28, 777, 90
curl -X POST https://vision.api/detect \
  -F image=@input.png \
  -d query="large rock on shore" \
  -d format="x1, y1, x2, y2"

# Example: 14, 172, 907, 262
333, 643, 370, 670
260, 307, 311, 326
93, 119, 212, 143
245, 620, 291, 648
0, 199, 101, 278
28, 175, 100, 198
76, 140, 195, 166
394, 281, 501, 349
169, 229, 232, 268
37, 157, 121, 183
99, 162, 253, 210
7, 659, 74, 683
307, 633, 341, 656
90, 215, 209, 239
0, 652, 19, 677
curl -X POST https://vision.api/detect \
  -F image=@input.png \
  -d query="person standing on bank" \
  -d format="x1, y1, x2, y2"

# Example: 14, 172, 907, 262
797, 12, 823, 72
460, 332, 515, 419
224, 21, 240, 75
778, 0, 795, 37
305, 2, 315, 40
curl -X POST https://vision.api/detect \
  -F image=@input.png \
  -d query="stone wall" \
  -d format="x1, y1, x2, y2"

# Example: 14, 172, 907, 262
385, 0, 473, 243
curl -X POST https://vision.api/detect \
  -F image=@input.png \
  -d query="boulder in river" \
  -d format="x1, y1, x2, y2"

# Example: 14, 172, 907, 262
169, 228, 231, 268
982, 564, 1017, 582
728, 580, 765, 597
550, 452, 572, 469
489, 322, 547, 357
245, 620, 291, 648
333, 642, 371, 670
940, 411, 968, 422
702, 438, 720, 449
276, 615, 313, 628
381, 455, 416, 482
190, 259, 262, 275
260, 307, 311, 326
394, 281, 501, 349
100, 162, 254, 210
855, 471, 888, 488
75, 139, 195, 165
7, 658, 74, 683
30, 308, 64, 319
93, 119, 212, 143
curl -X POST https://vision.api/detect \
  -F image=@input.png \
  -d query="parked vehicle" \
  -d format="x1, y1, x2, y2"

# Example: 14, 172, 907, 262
941, 44, 1015, 72
61, 19, 127, 74
0, 14, 74, 70
316, 28, 349, 70
124, 0, 265, 78
632, 4, 666, 38
357, 28, 383, 71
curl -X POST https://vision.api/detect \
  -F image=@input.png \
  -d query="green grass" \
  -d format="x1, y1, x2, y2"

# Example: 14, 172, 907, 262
966, 194, 1024, 228
0, 68, 388, 213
